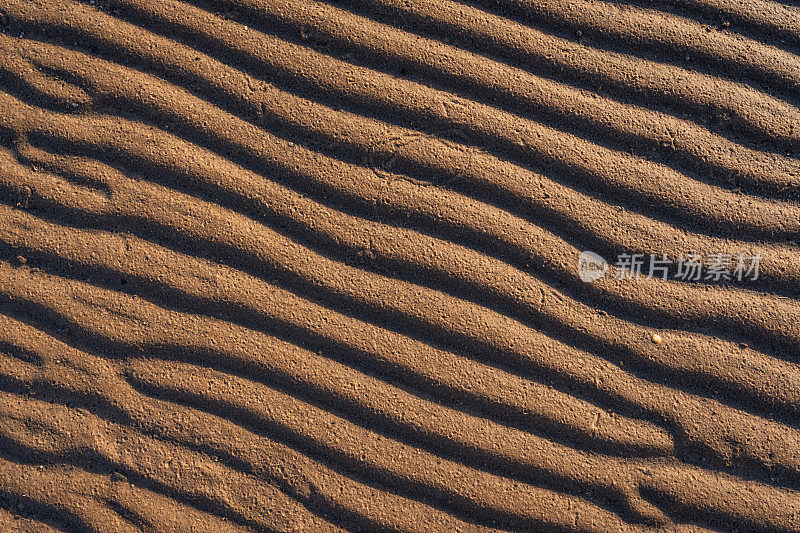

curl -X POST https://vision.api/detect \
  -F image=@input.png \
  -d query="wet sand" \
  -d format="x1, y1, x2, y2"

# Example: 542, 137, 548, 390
1, 0, 800, 530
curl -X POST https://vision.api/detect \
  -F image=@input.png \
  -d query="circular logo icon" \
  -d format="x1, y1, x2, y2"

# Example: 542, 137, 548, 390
577, 251, 608, 283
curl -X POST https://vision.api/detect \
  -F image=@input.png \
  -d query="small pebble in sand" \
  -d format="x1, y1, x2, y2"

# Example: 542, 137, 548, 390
651, 333, 663, 344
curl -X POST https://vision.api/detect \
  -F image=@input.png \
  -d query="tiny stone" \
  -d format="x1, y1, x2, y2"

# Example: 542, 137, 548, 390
18, 185, 32, 208
651, 333, 663, 344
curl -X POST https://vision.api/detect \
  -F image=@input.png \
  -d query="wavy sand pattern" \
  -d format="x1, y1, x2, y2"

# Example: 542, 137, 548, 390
0, 0, 799, 530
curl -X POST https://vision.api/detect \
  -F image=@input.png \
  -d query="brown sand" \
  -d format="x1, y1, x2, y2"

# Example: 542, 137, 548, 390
1, 0, 800, 530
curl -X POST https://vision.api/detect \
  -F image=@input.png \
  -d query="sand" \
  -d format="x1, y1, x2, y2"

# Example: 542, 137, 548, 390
1, 0, 799, 530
